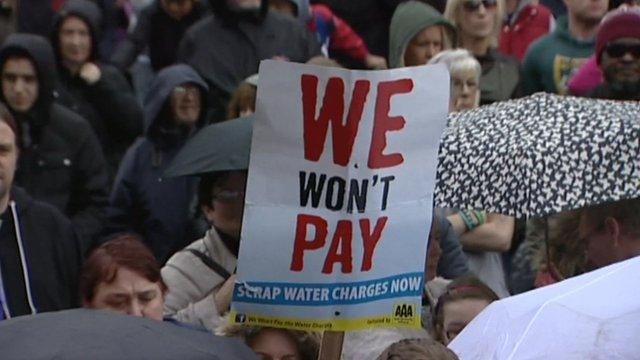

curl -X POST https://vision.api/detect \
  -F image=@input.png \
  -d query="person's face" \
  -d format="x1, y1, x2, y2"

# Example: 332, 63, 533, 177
404, 25, 444, 66
578, 213, 616, 270
203, 171, 247, 238
86, 267, 165, 321
451, 68, 479, 112
269, 0, 297, 17
2, 57, 39, 113
457, 0, 498, 40
565, 0, 608, 25
59, 16, 92, 66
441, 298, 490, 345
248, 328, 302, 360
601, 38, 640, 85
160, 0, 195, 20
171, 83, 202, 126
0, 121, 17, 202
227, 0, 261, 10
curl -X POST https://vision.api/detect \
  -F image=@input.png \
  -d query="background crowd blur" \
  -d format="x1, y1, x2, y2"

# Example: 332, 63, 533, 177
0, 0, 638, 358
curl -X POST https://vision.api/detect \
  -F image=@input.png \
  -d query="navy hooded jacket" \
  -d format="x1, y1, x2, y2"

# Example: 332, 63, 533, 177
105, 64, 208, 262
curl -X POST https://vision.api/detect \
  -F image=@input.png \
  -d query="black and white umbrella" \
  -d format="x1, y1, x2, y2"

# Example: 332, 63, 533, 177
435, 93, 640, 218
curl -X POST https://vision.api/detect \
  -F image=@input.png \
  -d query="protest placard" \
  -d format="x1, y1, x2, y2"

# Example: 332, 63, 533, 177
231, 60, 449, 331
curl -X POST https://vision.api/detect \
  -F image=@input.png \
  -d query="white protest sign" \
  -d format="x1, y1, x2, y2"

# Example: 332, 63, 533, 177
231, 60, 449, 331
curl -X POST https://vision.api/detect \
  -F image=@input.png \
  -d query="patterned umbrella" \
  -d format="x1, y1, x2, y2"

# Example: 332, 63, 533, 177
435, 93, 640, 218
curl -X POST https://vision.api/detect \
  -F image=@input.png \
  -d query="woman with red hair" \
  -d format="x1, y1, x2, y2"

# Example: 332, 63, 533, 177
80, 234, 167, 321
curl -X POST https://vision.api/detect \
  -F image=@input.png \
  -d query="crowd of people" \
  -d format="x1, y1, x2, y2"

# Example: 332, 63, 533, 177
0, 0, 639, 358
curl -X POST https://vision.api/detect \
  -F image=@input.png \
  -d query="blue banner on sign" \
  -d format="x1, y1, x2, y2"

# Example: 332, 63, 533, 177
234, 271, 423, 306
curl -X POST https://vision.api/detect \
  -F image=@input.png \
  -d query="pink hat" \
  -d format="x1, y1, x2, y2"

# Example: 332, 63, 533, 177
595, 8, 640, 64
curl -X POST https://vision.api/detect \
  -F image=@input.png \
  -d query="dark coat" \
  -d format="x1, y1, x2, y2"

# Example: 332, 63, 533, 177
0, 187, 82, 318
111, 0, 208, 72
588, 83, 640, 101
179, 0, 320, 121
105, 64, 208, 263
53, 0, 143, 177
478, 48, 521, 105
0, 34, 110, 247
311, 0, 402, 60
16, 0, 53, 38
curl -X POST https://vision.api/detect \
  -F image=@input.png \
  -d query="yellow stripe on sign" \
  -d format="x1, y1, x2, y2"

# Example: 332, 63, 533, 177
228, 303, 421, 332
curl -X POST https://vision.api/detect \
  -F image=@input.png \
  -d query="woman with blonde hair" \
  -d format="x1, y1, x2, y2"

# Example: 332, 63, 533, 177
444, 0, 520, 104
389, 1, 456, 68
428, 49, 482, 112
431, 49, 515, 299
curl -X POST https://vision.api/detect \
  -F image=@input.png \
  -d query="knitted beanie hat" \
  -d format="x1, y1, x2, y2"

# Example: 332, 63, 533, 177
596, 8, 640, 64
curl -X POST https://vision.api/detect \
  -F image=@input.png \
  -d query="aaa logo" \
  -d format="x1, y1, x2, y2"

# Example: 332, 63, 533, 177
393, 303, 415, 318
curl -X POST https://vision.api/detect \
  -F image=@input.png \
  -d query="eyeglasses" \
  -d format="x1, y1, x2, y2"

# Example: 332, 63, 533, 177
604, 43, 640, 59
213, 190, 245, 202
462, 0, 497, 11
172, 85, 200, 97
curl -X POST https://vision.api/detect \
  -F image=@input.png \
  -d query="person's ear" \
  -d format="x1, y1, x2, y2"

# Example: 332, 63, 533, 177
604, 217, 621, 246
201, 203, 216, 224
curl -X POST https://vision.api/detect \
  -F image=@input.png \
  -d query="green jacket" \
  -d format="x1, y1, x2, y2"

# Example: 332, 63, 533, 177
521, 16, 595, 95
388, 1, 455, 68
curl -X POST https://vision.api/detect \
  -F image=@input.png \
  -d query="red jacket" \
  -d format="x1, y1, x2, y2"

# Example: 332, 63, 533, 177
307, 4, 370, 62
499, 3, 553, 62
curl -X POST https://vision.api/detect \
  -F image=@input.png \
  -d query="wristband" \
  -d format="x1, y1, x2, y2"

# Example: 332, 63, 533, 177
473, 210, 486, 225
459, 210, 476, 231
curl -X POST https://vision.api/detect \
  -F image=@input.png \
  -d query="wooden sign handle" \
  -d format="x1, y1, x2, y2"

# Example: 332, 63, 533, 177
318, 331, 345, 360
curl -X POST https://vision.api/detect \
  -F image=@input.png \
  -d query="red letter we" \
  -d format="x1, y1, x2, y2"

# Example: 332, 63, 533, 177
301, 75, 370, 166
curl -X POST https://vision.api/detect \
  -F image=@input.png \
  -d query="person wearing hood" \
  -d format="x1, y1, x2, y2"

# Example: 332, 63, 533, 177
388, 1, 456, 68
270, 0, 388, 69
521, 0, 608, 94
110, 0, 208, 73
105, 64, 208, 263
499, 0, 554, 62
445, 0, 521, 104
0, 101, 82, 320
178, 0, 321, 122
52, 0, 143, 179
0, 33, 109, 249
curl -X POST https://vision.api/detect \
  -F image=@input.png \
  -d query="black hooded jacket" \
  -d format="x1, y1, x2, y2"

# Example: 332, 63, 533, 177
0, 187, 82, 318
0, 34, 109, 248
52, 0, 143, 177
179, 0, 321, 121
105, 64, 208, 262
111, 0, 208, 72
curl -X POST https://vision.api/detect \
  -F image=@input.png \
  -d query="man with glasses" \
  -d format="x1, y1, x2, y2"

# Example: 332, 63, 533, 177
521, 0, 609, 95
105, 64, 209, 263
590, 7, 640, 99
579, 198, 640, 270
162, 169, 247, 331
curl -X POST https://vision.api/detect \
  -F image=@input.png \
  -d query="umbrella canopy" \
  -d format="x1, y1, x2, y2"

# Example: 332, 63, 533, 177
435, 93, 640, 218
163, 116, 253, 178
0, 308, 258, 360
448, 256, 640, 359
